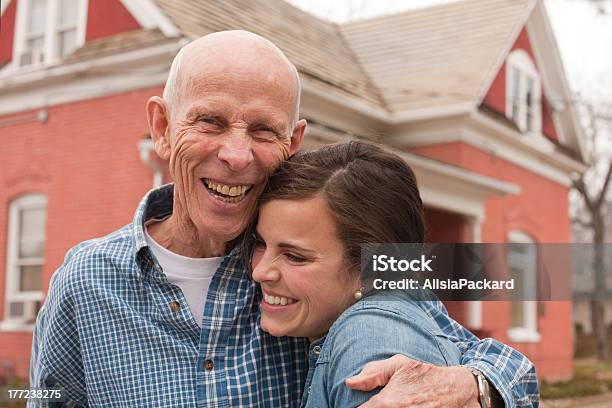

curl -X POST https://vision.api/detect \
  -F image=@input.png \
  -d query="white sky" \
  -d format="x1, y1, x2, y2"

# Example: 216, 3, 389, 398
286, 0, 612, 101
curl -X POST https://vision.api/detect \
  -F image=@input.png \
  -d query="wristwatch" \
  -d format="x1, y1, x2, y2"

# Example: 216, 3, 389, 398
469, 368, 492, 408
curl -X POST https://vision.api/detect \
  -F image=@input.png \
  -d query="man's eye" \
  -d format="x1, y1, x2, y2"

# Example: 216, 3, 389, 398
198, 116, 219, 125
284, 253, 307, 263
251, 126, 277, 139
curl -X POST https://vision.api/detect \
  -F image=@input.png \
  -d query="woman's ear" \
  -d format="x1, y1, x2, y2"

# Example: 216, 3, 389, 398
146, 96, 172, 160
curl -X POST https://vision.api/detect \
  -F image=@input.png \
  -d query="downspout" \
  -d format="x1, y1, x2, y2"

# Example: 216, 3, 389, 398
138, 136, 163, 188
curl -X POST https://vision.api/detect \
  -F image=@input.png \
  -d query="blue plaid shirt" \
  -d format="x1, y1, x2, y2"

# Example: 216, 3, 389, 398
29, 185, 538, 407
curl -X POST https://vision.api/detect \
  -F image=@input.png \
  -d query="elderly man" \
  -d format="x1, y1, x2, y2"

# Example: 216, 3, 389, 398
30, 31, 537, 407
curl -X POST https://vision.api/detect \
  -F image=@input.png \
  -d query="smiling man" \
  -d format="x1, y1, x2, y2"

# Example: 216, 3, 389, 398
29, 31, 538, 408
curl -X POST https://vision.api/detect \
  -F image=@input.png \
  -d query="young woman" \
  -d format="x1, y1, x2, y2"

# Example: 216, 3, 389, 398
250, 141, 462, 407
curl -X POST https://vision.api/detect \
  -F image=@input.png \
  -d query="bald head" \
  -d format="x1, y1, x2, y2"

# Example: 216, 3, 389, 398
163, 30, 301, 126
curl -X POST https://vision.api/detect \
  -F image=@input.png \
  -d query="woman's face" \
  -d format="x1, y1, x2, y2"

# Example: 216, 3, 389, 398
251, 195, 360, 341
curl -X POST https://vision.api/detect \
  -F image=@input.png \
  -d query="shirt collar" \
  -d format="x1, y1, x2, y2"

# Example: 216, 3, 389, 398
131, 184, 174, 279
130, 183, 250, 280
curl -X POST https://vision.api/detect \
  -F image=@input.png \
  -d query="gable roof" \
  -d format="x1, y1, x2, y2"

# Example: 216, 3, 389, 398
340, 0, 533, 113
154, 0, 386, 110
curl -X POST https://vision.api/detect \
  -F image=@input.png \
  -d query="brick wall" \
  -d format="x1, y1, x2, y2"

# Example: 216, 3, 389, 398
0, 86, 165, 379
411, 141, 573, 380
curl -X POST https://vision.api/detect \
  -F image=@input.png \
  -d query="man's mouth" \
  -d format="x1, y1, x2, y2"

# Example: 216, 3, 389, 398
263, 291, 298, 306
203, 179, 254, 203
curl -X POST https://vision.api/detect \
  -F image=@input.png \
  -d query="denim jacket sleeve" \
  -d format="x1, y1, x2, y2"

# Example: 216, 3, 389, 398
28, 259, 88, 408
317, 301, 462, 408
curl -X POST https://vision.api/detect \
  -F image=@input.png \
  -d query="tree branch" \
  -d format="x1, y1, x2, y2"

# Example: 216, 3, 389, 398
571, 217, 594, 229
596, 160, 612, 208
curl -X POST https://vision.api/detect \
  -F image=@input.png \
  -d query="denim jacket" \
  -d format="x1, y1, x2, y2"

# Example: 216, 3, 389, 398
301, 291, 462, 408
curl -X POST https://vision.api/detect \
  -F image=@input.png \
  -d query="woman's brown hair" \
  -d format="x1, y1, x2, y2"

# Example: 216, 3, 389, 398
256, 140, 424, 273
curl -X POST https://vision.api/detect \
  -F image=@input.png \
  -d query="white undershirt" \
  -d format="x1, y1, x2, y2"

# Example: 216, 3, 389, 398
144, 227, 222, 328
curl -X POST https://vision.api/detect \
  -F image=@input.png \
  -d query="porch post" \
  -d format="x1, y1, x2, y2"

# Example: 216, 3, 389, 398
467, 216, 484, 330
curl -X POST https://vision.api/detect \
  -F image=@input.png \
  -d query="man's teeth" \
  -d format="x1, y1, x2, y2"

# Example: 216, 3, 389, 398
204, 179, 251, 198
264, 293, 296, 306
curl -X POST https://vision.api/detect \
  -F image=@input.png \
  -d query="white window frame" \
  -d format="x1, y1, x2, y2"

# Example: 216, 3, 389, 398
11, 0, 88, 70
1, 194, 47, 331
505, 50, 542, 135
507, 230, 541, 343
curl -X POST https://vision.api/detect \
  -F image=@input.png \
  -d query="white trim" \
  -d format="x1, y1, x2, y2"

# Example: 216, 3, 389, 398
476, 0, 538, 105
11, 0, 29, 70
469, 214, 484, 331
508, 325, 541, 343
468, 110, 586, 178
302, 77, 475, 125
301, 77, 389, 122
305, 123, 519, 219
468, 302, 483, 330
119, 0, 179, 37
526, 2, 586, 162
0, 321, 35, 332
388, 103, 474, 123
507, 230, 541, 343
470, 216, 483, 243
1, 0, 11, 15
77, 0, 89, 53
403, 150, 521, 197
505, 49, 542, 135
388, 110, 585, 187
0, 39, 185, 116
3, 193, 47, 327
138, 138, 163, 188
10, 0, 88, 70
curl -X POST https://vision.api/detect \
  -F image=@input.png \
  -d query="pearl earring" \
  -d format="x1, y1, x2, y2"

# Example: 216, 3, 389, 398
354, 287, 364, 300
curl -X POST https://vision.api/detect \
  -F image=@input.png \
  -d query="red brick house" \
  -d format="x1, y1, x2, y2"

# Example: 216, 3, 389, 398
0, 0, 585, 383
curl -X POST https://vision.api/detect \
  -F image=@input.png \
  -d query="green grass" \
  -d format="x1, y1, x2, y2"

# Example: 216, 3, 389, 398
541, 359, 612, 399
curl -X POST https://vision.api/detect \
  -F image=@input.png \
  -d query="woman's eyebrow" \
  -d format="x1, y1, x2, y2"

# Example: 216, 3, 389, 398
277, 242, 317, 256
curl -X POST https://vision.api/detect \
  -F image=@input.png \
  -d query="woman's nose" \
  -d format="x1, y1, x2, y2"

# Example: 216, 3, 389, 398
252, 254, 281, 283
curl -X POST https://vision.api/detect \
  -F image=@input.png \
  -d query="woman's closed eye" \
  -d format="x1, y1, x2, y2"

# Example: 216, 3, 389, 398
283, 252, 309, 263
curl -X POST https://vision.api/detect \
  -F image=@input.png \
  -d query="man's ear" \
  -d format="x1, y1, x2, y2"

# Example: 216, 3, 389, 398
146, 96, 172, 160
289, 119, 307, 156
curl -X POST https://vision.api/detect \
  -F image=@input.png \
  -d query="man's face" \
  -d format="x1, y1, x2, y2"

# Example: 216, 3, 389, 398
166, 61, 302, 245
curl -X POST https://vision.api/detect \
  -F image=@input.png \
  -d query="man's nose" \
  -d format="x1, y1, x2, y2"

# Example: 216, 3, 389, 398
218, 128, 255, 172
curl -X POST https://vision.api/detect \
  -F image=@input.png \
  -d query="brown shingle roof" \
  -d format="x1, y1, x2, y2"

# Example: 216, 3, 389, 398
341, 0, 532, 113
154, 0, 386, 109
65, 28, 172, 62
64, 0, 533, 116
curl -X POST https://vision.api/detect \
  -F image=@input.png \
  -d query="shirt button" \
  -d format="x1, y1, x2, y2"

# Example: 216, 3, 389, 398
169, 301, 181, 312
313, 345, 321, 356
204, 359, 214, 371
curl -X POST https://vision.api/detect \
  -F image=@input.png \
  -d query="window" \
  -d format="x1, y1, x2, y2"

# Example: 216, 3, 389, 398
14, 0, 87, 67
2, 194, 47, 329
507, 231, 541, 343
506, 50, 542, 135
